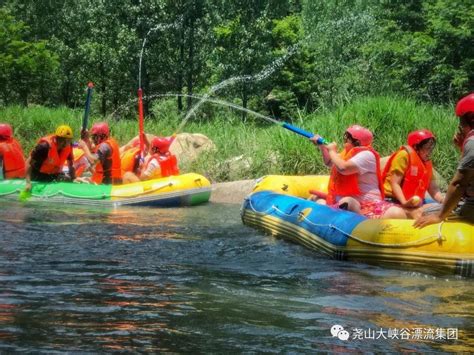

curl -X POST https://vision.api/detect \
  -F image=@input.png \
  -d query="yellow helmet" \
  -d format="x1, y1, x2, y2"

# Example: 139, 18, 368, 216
55, 125, 73, 139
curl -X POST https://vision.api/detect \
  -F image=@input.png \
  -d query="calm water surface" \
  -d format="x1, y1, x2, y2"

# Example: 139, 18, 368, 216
0, 200, 473, 352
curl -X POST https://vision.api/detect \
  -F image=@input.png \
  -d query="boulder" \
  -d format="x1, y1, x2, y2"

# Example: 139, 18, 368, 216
170, 133, 216, 164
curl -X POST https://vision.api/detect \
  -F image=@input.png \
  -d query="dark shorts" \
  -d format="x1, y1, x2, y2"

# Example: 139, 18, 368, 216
31, 172, 71, 183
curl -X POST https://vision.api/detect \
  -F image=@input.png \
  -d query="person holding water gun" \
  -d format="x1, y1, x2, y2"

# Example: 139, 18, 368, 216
310, 125, 406, 219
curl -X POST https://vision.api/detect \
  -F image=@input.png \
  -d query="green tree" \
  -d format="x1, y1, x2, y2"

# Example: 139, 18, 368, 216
0, 8, 58, 105
302, 0, 378, 108
368, 0, 473, 102
265, 14, 318, 119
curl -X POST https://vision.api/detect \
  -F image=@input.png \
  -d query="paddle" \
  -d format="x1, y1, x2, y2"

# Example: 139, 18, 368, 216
82, 82, 94, 134
137, 88, 145, 158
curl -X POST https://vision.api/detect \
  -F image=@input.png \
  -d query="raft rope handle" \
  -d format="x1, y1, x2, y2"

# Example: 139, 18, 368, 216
299, 213, 445, 248
8, 182, 175, 200
246, 199, 445, 248
30, 190, 107, 200
110, 182, 174, 198
246, 197, 278, 216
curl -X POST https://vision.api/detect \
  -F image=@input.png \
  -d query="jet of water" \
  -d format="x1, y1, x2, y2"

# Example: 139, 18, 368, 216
176, 42, 301, 133
138, 17, 183, 89
158, 93, 281, 125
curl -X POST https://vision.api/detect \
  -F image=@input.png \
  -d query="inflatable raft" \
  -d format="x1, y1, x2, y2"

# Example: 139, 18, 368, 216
0, 173, 211, 207
241, 175, 474, 277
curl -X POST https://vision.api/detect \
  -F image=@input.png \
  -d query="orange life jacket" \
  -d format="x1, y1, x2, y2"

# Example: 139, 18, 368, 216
327, 146, 383, 205
0, 138, 26, 178
91, 138, 122, 184
382, 145, 433, 200
120, 147, 141, 175
38, 135, 72, 175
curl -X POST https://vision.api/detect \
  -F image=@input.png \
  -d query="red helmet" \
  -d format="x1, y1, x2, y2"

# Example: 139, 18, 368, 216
151, 137, 172, 153
346, 125, 373, 146
455, 93, 474, 117
0, 123, 13, 139
407, 129, 435, 147
90, 122, 110, 136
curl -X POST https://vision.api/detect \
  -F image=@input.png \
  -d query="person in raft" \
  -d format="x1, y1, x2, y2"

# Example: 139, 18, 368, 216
24, 125, 75, 192
122, 136, 179, 183
0, 123, 26, 180
119, 134, 148, 178
310, 125, 406, 219
77, 122, 122, 185
414, 93, 474, 227
382, 129, 444, 219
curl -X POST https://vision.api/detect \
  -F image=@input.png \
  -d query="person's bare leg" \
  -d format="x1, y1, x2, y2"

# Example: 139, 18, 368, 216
123, 171, 140, 184
382, 206, 407, 219
339, 197, 360, 214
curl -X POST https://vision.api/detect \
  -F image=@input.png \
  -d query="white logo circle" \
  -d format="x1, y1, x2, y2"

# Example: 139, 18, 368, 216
331, 324, 344, 337
337, 330, 350, 341
331, 324, 350, 341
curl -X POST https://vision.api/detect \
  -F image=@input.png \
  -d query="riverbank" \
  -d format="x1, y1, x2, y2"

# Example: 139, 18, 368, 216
210, 180, 256, 204
0, 95, 460, 182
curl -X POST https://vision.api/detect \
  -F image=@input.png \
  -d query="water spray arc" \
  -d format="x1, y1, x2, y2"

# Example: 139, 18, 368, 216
137, 18, 183, 155
176, 43, 301, 134
160, 93, 327, 145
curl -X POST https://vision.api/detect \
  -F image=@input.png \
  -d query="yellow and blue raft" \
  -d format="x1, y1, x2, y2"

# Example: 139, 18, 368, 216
241, 175, 474, 277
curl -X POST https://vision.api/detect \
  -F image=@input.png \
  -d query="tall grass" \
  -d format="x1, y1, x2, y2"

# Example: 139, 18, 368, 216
0, 95, 459, 183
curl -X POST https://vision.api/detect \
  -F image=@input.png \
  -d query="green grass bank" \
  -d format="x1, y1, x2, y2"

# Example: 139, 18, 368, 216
0, 95, 460, 183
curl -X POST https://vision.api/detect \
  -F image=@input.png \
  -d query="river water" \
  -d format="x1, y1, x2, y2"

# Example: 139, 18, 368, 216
0, 201, 472, 352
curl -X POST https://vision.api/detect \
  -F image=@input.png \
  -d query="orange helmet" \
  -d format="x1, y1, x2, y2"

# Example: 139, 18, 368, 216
455, 93, 474, 117
0, 123, 13, 139
91, 122, 110, 136
407, 129, 435, 147
346, 125, 373, 146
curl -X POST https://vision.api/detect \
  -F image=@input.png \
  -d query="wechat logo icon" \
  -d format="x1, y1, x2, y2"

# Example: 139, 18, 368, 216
331, 324, 350, 341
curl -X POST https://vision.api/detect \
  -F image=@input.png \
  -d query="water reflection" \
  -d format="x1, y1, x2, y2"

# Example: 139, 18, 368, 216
0, 201, 473, 352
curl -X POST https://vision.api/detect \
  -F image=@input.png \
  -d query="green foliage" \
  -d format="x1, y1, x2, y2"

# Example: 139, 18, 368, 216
1, 0, 472, 120
368, 0, 473, 102
265, 14, 318, 119
0, 8, 58, 105
301, 1, 379, 108
0, 95, 459, 182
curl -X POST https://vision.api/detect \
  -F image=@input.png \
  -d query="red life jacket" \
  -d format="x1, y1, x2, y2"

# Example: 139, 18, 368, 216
38, 135, 72, 175
92, 138, 122, 184
382, 145, 433, 200
157, 153, 179, 177
327, 146, 383, 205
120, 147, 141, 175
139, 153, 179, 179
0, 138, 26, 178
